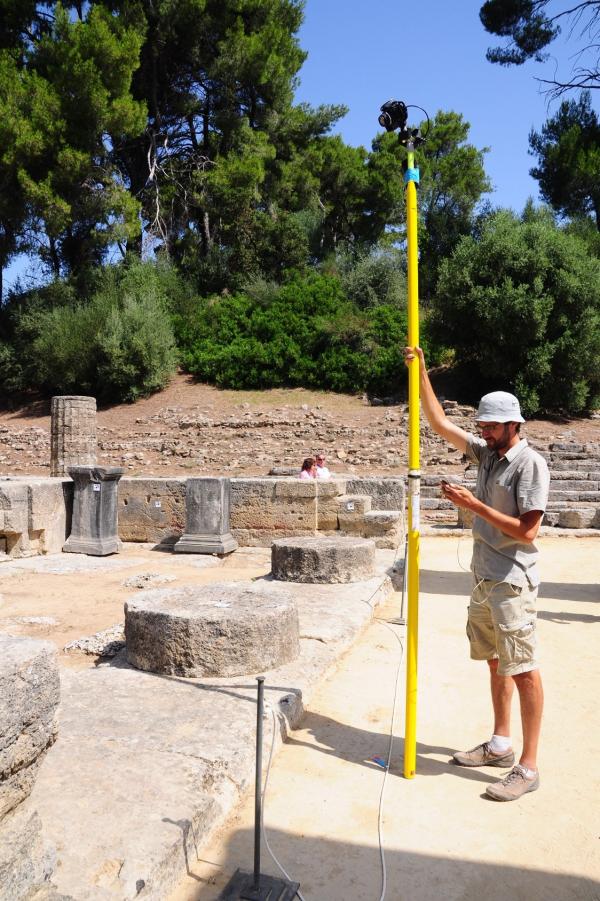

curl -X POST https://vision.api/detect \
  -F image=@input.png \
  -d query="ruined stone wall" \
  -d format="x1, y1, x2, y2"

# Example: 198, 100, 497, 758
116, 476, 405, 549
0, 478, 72, 560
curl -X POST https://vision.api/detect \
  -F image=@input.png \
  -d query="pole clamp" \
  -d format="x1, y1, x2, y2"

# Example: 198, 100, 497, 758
404, 167, 420, 184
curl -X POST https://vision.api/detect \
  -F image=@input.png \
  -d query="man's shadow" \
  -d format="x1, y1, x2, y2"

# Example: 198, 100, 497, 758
284, 709, 496, 785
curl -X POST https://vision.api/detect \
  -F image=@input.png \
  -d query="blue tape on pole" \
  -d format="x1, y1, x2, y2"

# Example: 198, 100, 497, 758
404, 167, 420, 184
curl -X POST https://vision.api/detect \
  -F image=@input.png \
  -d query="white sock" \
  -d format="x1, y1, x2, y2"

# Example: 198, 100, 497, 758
518, 764, 537, 779
489, 734, 512, 753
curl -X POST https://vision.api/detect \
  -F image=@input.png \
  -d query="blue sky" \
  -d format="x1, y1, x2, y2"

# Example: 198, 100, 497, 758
5, 0, 599, 293
294, 0, 599, 212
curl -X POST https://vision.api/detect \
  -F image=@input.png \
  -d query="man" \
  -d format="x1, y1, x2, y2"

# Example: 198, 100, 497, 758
405, 346, 550, 802
315, 454, 331, 479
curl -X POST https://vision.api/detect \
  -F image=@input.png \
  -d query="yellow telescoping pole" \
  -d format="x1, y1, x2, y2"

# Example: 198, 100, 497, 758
403, 147, 420, 779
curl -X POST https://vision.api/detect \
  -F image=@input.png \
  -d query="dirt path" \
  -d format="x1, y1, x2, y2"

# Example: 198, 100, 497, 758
170, 535, 600, 901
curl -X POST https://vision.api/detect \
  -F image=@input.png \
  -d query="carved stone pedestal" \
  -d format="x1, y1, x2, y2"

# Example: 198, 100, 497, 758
174, 477, 238, 555
63, 466, 123, 556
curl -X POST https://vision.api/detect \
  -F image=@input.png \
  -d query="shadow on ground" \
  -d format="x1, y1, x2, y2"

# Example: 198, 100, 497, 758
177, 823, 600, 901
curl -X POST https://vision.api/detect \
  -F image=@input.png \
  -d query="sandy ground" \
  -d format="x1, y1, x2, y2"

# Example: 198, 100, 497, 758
0, 545, 272, 669
169, 535, 600, 901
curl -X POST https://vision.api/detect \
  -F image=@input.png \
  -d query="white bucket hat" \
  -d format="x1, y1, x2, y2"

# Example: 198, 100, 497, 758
476, 391, 525, 423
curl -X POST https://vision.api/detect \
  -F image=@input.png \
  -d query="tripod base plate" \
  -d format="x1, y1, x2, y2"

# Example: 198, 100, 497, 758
218, 869, 300, 900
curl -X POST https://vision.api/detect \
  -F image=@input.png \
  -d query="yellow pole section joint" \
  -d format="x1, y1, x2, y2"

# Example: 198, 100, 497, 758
404, 148, 421, 780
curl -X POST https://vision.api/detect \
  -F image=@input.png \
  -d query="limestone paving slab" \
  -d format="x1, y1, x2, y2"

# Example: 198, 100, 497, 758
29, 553, 396, 900
0, 554, 147, 575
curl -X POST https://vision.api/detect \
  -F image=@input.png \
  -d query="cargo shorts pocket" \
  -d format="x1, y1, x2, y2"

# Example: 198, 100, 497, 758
496, 618, 537, 674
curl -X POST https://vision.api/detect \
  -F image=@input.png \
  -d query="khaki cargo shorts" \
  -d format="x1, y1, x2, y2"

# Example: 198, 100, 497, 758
466, 577, 539, 676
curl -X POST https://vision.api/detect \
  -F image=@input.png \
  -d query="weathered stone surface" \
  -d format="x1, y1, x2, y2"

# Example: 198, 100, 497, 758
63, 466, 123, 556
557, 507, 598, 529
0, 479, 71, 560
0, 802, 56, 901
125, 582, 300, 677
272, 536, 376, 584
118, 478, 186, 545
346, 477, 405, 511
174, 477, 238, 555
50, 396, 97, 478
64, 624, 126, 657
0, 636, 59, 820
29, 555, 393, 900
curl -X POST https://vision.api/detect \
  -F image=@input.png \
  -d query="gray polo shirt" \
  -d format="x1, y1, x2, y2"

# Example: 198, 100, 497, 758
465, 436, 550, 587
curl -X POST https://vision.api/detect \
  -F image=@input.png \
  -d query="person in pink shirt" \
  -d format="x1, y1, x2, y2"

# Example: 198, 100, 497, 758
298, 457, 316, 479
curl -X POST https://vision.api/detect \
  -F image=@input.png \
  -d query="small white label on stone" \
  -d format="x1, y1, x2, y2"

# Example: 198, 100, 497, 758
92, 483, 101, 492
154, 500, 161, 508
346, 501, 355, 511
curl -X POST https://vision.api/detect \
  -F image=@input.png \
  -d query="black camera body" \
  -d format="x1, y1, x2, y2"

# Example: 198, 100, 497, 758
378, 100, 408, 133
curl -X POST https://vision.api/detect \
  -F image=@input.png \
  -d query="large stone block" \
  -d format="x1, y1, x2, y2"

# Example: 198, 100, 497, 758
230, 479, 316, 532
125, 582, 299, 677
271, 536, 376, 584
118, 478, 186, 544
557, 507, 598, 529
345, 478, 405, 511
0, 802, 56, 901
0, 479, 72, 560
0, 636, 59, 820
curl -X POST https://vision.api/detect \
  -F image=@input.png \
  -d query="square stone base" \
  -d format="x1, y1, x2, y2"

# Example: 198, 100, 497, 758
62, 536, 123, 556
173, 532, 238, 555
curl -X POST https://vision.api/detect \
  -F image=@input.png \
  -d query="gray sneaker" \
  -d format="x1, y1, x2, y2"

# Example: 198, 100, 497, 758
452, 741, 515, 768
486, 765, 540, 801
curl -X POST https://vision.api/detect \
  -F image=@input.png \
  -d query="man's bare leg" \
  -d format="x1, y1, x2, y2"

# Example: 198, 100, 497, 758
512, 669, 543, 770
488, 657, 514, 739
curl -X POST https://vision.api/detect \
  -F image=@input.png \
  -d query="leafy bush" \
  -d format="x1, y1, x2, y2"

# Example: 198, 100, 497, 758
334, 246, 407, 309
17, 260, 178, 402
433, 210, 600, 415
179, 272, 435, 396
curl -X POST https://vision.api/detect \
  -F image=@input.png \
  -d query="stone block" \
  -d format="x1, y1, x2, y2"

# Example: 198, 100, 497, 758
125, 582, 299, 677
346, 478, 405, 511
231, 479, 316, 532
361, 511, 403, 548
0, 802, 56, 901
0, 636, 59, 820
28, 480, 72, 555
272, 536, 376, 584
336, 494, 372, 515
174, 478, 237, 555
118, 478, 186, 545
63, 467, 123, 556
0, 483, 28, 557
557, 508, 598, 529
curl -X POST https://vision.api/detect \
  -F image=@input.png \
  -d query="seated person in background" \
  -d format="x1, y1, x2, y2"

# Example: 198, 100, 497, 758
299, 457, 317, 479
315, 453, 331, 479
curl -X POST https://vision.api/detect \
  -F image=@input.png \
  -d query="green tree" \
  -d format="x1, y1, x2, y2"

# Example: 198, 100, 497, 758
479, 0, 600, 95
529, 91, 600, 230
417, 110, 492, 299
0, 3, 146, 286
433, 209, 600, 414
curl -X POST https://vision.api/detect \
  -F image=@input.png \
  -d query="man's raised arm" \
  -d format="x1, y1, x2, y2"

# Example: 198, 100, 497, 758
404, 346, 470, 455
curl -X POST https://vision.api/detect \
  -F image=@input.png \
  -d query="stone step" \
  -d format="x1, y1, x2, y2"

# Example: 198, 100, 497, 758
548, 489, 599, 501
548, 459, 600, 471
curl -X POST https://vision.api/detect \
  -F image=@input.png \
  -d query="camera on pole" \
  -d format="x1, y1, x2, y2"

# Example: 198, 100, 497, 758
378, 99, 426, 148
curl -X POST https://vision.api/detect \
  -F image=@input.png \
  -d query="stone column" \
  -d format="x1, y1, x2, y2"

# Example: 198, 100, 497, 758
63, 466, 123, 556
174, 477, 238, 555
50, 395, 97, 477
